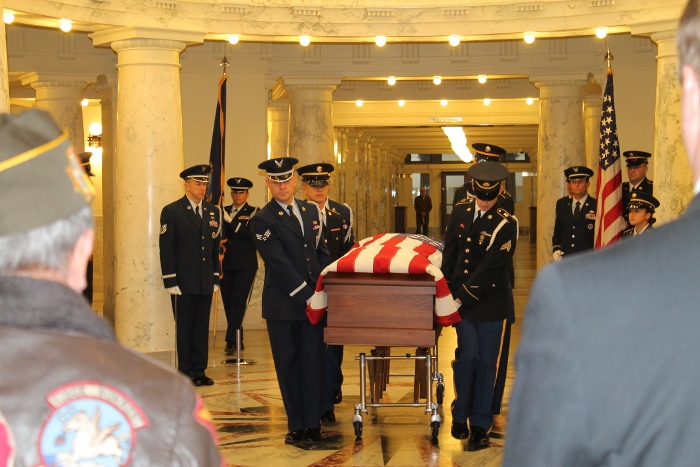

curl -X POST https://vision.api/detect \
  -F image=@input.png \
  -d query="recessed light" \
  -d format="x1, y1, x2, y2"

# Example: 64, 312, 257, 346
483, 98, 491, 106
356, 100, 364, 107
59, 19, 72, 33
440, 99, 448, 106
387, 76, 396, 86
449, 35, 460, 47
433, 76, 442, 85
300, 35, 311, 47
526, 97, 534, 105
228, 34, 240, 45
596, 28, 607, 39
478, 75, 487, 84
375, 36, 386, 47
398, 100, 405, 107
524, 32, 535, 44
3, 11, 14, 24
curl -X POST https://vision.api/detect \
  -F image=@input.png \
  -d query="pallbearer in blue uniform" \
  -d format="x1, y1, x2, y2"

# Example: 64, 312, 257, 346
441, 161, 518, 450
221, 177, 259, 355
297, 162, 354, 424
452, 143, 515, 214
622, 150, 654, 224
250, 157, 331, 445
159, 165, 221, 387
622, 191, 660, 238
552, 166, 597, 261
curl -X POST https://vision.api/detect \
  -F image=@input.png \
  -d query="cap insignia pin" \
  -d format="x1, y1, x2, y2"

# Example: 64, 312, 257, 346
274, 159, 283, 168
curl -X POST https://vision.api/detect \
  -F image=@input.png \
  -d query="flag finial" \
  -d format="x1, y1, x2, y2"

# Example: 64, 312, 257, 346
220, 55, 230, 76
605, 49, 614, 71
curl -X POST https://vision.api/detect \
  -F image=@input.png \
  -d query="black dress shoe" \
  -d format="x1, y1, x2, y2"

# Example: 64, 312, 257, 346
224, 342, 235, 356
192, 375, 214, 386
320, 410, 336, 423
285, 430, 304, 445
191, 376, 204, 387
304, 428, 322, 443
467, 426, 490, 451
333, 388, 342, 404
451, 422, 469, 439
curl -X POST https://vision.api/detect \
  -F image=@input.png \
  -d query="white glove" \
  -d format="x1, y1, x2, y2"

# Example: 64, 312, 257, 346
552, 251, 563, 262
166, 285, 182, 295
454, 299, 462, 310
213, 284, 219, 293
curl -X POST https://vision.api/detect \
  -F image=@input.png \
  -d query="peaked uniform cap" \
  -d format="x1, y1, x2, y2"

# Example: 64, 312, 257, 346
623, 150, 652, 167
180, 164, 211, 182
0, 109, 94, 236
297, 162, 334, 187
259, 157, 298, 182
628, 191, 660, 211
564, 166, 594, 180
471, 143, 507, 162
227, 177, 253, 191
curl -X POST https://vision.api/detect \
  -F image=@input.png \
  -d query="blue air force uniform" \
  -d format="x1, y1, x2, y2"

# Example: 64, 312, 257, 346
552, 195, 597, 255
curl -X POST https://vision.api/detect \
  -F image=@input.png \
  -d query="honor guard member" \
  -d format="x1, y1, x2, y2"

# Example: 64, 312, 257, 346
78, 151, 95, 307
441, 161, 518, 450
622, 191, 660, 238
221, 177, 259, 355
452, 143, 515, 214
552, 166, 597, 261
297, 162, 354, 424
622, 150, 654, 224
159, 164, 222, 387
0, 109, 221, 464
251, 157, 331, 445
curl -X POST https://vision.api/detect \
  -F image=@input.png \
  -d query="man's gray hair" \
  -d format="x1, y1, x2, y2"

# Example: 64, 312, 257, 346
0, 206, 93, 274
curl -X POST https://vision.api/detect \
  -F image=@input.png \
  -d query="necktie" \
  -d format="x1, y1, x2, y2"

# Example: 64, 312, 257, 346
476, 210, 482, 221
574, 201, 581, 218
287, 205, 302, 233
195, 205, 200, 218
232, 208, 238, 216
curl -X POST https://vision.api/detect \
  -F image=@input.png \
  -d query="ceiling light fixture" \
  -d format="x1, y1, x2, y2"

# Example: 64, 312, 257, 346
299, 35, 311, 47
387, 76, 396, 86
81, 99, 89, 107
595, 28, 607, 39
375, 36, 386, 47
483, 98, 491, 106
59, 19, 72, 33
440, 99, 448, 106
524, 32, 535, 44
355, 100, 363, 107
3, 11, 14, 24
398, 100, 405, 107
449, 35, 460, 47
477, 75, 487, 84
228, 34, 240, 45
442, 127, 473, 163
526, 97, 534, 105
433, 76, 442, 85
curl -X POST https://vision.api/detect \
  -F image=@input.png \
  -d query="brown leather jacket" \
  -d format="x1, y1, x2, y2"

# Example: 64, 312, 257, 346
0, 275, 222, 466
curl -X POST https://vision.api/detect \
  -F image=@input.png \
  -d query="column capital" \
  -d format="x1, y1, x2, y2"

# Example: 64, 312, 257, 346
267, 99, 289, 112
111, 38, 187, 54
30, 80, 86, 91
531, 76, 587, 99
90, 27, 204, 48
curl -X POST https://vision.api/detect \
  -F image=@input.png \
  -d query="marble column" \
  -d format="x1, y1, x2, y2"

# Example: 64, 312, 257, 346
344, 129, 360, 233
268, 99, 289, 159
0, 0, 9, 113
31, 81, 86, 151
106, 37, 190, 360
95, 74, 117, 326
355, 134, 370, 240
532, 78, 588, 270
583, 73, 603, 190
652, 30, 693, 225
285, 80, 340, 167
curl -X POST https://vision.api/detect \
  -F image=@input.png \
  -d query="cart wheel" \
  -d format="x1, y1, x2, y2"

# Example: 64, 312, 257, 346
431, 420, 440, 440
436, 382, 445, 405
354, 420, 363, 438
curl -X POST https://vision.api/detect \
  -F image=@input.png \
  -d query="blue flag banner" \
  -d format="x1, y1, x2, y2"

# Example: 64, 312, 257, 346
207, 75, 227, 207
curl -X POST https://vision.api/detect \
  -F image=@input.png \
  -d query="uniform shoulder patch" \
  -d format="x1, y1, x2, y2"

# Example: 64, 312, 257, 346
456, 198, 474, 206
39, 381, 149, 465
497, 208, 511, 218
160, 224, 167, 234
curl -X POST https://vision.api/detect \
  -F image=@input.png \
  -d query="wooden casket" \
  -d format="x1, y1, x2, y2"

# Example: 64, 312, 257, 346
323, 271, 437, 348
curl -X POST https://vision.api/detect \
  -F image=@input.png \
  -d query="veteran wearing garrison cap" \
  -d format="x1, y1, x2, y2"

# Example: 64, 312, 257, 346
622, 150, 654, 224
0, 110, 221, 463
159, 164, 222, 387
452, 143, 515, 214
220, 177, 259, 355
250, 157, 331, 445
622, 191, 660, 238
298, 162, 354, 424
441, 161, 518, 450
552, 165, 597, 261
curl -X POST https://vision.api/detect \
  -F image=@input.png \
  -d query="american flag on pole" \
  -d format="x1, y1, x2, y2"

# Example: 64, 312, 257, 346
594, 70, 625, 248
306, 233, 462, 326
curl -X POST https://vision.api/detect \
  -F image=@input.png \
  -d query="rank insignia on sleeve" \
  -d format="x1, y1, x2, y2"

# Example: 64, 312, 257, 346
160, 224, 167, 234
256, 230, 271, 241
500, 240, 512, 252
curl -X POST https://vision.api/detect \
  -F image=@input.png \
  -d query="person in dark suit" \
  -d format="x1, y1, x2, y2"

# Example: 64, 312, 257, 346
441, 161, 518, 450
220, 177, 259, 355
622, 191, 660, 239
552, 166, 596, 261
622, 150, 654, 224
78, 151, 95, 307
452, 143, 515, 214
250, 157, 331, 445
159, 165, 221, 387
298, 162, 354, 424
414, 187, 432, 235
504, 3, 700, 464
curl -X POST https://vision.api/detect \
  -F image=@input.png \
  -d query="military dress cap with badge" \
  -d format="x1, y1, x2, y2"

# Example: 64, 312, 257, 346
564, 165, 594, 181
259, 157, 299, 182
297, 162, 334, 186
468, 160, 509, 200
227, 177, 253, 192
623, 150, 652, 167
472, 143, 507, 163
180, 164, 211, 182
0, 109, 94, 237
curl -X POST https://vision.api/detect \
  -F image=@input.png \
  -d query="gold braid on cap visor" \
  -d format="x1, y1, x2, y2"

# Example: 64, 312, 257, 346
0, 130, 69, 174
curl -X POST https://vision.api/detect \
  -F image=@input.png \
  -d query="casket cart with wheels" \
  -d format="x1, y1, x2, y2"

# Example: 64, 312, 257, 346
323, 271, 445, 441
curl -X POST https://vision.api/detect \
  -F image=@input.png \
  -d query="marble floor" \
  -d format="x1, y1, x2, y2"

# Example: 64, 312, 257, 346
196, 241, 536, 466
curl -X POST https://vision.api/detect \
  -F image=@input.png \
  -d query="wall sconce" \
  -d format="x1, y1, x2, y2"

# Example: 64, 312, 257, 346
88, 122, 102, 148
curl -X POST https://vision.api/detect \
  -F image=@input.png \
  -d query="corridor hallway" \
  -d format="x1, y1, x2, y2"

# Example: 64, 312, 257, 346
200, 241, 536, 466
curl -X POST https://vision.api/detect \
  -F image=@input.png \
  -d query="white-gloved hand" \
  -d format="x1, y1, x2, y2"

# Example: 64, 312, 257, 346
213, 284, 219, 293
166, 285, 182, 295
454, 299, 462, 310
552, 251, 563, 262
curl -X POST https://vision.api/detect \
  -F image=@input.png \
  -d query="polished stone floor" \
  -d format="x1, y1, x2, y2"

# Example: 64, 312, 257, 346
196, 241, 536, 466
